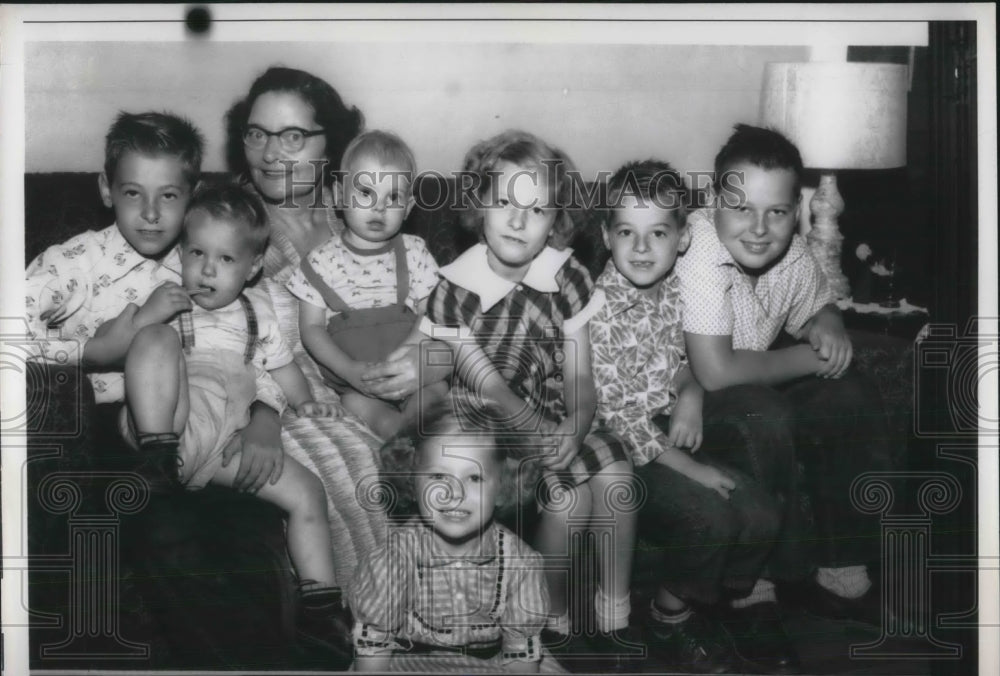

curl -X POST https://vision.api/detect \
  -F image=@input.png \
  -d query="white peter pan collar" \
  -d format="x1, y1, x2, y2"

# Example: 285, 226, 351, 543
439, 243, 574, 312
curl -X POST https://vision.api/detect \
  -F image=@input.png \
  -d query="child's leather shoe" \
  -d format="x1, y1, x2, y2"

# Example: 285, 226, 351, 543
296, 585, 354, 669
646, 609, 738, 674
719, 601, 802, 674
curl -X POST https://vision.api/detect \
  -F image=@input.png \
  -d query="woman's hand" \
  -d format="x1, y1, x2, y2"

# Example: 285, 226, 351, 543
223, 402, 284, 493
358, 345, 421, 401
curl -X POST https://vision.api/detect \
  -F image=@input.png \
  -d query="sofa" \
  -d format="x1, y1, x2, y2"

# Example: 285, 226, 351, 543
24, 172, 917, 671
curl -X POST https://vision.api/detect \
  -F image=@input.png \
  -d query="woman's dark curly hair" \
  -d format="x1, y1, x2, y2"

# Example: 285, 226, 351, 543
224, 66, 364, 186
459, 129, 579, 250
377, 397, 542, 518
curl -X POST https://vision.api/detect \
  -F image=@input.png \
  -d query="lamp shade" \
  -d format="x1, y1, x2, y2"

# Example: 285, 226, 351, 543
760, 62, 908, 170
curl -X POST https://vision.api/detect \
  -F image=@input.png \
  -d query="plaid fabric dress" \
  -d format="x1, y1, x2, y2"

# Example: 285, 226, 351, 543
348, 520, 565, 673
423, 244, 629, 487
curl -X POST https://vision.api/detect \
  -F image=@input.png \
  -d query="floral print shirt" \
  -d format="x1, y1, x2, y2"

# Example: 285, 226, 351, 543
589, 260, 687, 466
24, 224, 181, 403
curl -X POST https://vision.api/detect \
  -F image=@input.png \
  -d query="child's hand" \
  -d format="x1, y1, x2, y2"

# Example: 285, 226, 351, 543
539, 418, 583, 472
135, 281, 193, 327
668, 395, 704, 453
294, 400, 337, 418
223, 403, 284, 493
805, 310, 852, 379
687, 462, 736, 500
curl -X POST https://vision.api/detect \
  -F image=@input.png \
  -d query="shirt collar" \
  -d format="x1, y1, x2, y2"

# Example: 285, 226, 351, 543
439, 243, 573, 312
160, 244, 183, 277
596, 259, 675, 318
105, 224, 182, 281
416, 521, 499, 568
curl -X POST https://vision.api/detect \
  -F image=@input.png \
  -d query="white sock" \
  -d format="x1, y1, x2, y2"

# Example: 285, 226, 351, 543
816, 566, 872, 599
594, 586, 631, 633
649, 600, 692, 625
546, 611, 571, 636
730, 579, 777, 609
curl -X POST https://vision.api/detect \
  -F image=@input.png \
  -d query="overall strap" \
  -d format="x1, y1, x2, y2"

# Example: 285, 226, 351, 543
391, 235, 410, 306
238, 293, 258, 364
174, 297, 258, 364
299, 255, 351, 313
176, 309, 195, 354
300, 236, 412, 311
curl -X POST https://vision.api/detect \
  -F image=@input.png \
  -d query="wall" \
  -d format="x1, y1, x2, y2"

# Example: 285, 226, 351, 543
26, 41, 808, 178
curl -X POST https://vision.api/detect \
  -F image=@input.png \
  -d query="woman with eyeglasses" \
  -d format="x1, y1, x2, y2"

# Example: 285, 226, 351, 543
221, 66, 408, 662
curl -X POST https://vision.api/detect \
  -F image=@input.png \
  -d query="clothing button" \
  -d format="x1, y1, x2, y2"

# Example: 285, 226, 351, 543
516, 284, 524, 291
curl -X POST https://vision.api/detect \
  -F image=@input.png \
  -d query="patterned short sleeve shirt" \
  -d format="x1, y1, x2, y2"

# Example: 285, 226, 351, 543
286, 232, 440, 317
590, 261, 688, 466
676, 208, 836, 351
24, 224, 182, 403
420, 244, 600, 423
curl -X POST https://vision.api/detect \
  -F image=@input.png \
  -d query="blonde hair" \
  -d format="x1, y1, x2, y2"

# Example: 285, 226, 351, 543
460, 129, 579, 250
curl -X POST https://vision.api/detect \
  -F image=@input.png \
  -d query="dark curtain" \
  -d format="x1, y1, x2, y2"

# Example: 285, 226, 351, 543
921, 21, 979, 676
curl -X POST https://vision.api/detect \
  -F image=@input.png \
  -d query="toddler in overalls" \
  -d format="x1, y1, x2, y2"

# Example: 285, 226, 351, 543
289, 130, 447, 439
118, 183, 352, 660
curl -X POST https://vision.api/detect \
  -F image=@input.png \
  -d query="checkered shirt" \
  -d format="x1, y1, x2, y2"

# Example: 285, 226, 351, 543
675, 208, 836, 350
348, 521, 548, 665
590, 260, 688, 466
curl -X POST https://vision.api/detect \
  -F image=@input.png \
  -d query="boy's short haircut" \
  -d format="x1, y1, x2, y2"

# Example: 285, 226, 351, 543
460, 129, 579, 250
713, 123, 804, 197
104, 111, 204, 188
340, 129, 417, 179
182, 183, 270, 255
604, 160, 690, 226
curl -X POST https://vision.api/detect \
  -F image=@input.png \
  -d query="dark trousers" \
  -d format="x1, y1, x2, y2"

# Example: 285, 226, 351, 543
636, 385, 809, 605
704, 369, 894, 570
773, 369, 895, 568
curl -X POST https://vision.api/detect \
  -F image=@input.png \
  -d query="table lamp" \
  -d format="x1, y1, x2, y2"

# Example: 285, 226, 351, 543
760, 62, 908, 300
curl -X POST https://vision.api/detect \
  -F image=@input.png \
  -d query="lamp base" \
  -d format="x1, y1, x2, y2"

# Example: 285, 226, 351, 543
808, 172, 850, 300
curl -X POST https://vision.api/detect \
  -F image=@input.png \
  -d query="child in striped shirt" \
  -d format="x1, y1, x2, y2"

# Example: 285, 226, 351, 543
349, 400, 560, 673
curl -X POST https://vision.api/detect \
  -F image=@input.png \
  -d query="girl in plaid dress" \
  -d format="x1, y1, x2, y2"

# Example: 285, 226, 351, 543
418, 130, 639, 654
349, 400, 563, 673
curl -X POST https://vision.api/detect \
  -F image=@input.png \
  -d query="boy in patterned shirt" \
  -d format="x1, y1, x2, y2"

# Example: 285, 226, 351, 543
677, 125, 895, 649
590, 160, 796, 674
25, 112, 203, 404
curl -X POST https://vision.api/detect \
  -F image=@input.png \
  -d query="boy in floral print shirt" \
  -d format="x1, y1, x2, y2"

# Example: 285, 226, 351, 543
589, 160, 798, 673
25, 111, 203, 404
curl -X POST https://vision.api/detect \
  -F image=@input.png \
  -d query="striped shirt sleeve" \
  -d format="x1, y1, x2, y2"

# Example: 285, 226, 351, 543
500, 543, 548, 664
348, 530, 414, 655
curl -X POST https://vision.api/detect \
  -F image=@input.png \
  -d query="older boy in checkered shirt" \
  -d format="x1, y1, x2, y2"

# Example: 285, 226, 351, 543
676, 124, 895, 633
